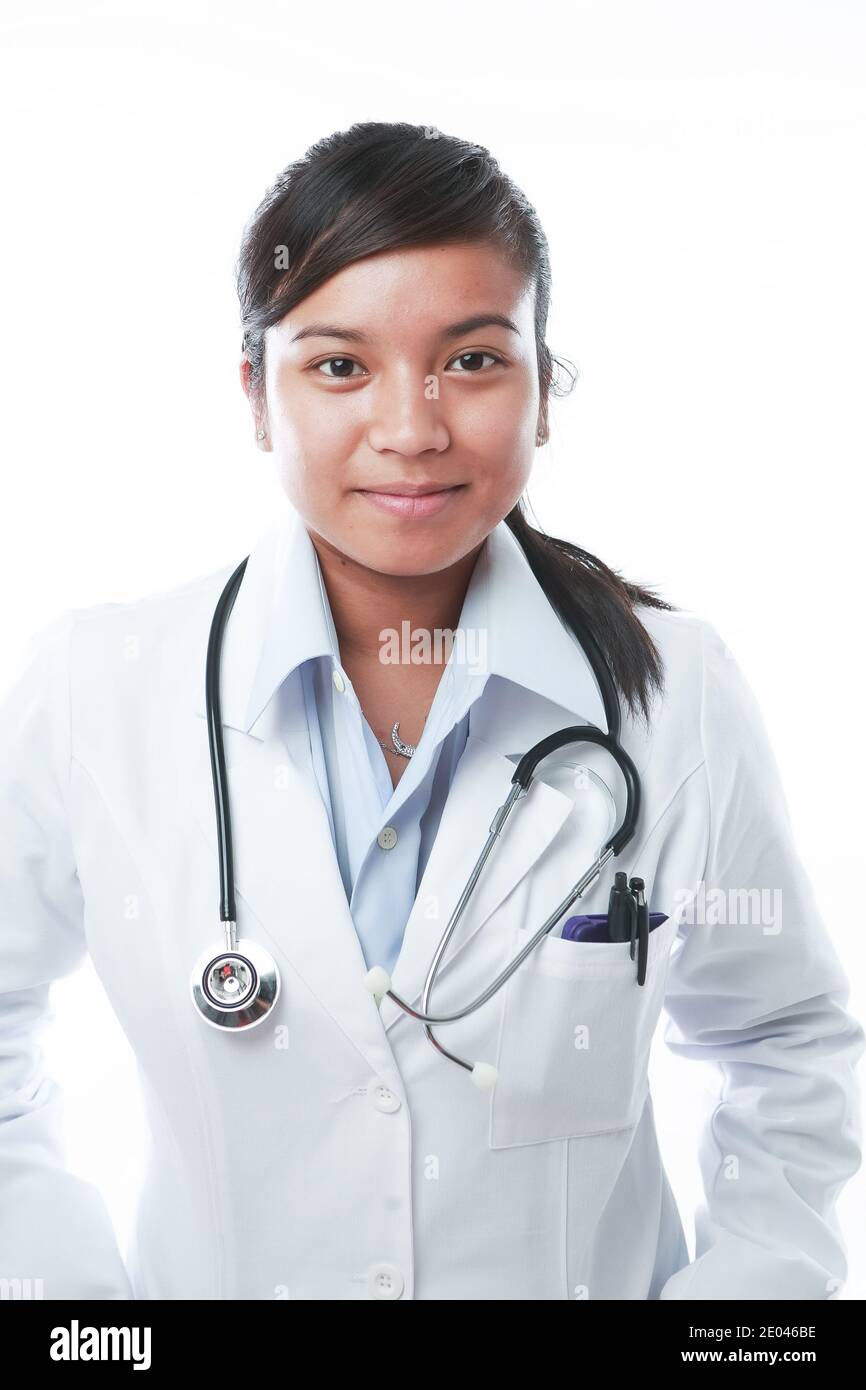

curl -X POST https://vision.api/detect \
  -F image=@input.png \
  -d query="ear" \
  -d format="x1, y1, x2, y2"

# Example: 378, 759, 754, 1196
535, 399, 549, 447
239, 355, 270, 450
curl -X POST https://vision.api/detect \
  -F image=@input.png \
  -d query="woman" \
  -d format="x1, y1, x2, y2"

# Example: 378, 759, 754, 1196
0, 121, 862, 1302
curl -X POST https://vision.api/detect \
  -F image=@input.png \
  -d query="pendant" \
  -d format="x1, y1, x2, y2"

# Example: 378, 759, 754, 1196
379, 720, 415, 758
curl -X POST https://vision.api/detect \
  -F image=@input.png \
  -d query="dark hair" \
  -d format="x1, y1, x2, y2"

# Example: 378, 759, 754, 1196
235, 120, 675, 727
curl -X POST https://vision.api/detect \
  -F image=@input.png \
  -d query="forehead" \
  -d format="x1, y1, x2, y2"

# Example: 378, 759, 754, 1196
274, 242, 534, 339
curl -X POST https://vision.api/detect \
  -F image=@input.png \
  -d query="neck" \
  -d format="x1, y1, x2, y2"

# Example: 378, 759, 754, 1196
307, 527, 485, 664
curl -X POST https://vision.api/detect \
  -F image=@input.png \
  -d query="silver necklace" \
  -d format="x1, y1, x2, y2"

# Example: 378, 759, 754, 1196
377, 721, 416, 759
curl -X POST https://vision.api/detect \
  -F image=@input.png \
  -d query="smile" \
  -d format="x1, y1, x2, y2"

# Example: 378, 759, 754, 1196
355, 485, 466, 519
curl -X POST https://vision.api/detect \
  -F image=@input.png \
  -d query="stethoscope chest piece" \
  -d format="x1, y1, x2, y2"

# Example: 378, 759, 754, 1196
190, 934, 281, 1030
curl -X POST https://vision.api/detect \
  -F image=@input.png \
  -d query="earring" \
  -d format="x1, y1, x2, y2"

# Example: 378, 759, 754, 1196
256, 429, 266, 440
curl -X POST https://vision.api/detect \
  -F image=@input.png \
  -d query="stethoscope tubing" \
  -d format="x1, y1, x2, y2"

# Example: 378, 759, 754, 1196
206, 556, 248, 927
412, 733, 639, 1073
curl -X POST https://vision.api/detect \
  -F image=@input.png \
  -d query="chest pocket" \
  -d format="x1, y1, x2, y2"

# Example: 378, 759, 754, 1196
488, 912, 679, 1149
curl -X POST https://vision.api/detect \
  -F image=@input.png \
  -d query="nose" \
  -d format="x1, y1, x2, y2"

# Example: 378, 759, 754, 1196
366, 371, 450, 458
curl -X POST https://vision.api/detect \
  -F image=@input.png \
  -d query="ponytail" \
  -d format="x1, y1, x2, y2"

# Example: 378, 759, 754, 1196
504, 501, 675, 727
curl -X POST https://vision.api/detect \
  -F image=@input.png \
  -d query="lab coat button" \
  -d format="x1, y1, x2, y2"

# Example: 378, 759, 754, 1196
367, 1078, 401, 1113
377, 825, 398, 850
332, 668, 346, 692
366, 1262, 404, 1299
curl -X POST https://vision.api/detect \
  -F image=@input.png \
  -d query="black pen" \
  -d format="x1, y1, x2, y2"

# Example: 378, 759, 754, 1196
606, 871, 632, 941
629, 877, 649, 985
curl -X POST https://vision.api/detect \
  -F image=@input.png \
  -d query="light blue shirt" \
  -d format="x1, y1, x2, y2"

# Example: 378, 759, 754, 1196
242, 513, 606, 975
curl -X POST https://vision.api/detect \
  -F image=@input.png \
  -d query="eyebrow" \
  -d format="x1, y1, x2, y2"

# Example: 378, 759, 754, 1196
290, 313, 521, 345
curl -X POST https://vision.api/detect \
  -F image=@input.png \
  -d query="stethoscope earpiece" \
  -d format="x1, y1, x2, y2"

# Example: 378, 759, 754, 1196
470, 1062, 499, 1091
363, 965, 392, 1000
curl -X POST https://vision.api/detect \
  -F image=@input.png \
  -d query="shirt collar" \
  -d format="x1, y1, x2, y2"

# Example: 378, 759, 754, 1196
242, 507, 608, 735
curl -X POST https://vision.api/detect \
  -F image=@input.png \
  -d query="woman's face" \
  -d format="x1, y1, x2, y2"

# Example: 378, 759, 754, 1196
241, 240, 544, 577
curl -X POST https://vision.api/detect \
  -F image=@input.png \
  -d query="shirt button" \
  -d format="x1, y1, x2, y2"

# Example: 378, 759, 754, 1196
377, 825, 398, 850
366, 1262, 404, 1299
332, 668, 346, 692
367, 1078, 402, 1113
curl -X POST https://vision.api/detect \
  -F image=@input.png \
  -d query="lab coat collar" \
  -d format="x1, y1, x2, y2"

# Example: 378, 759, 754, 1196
217, 505, 608, 738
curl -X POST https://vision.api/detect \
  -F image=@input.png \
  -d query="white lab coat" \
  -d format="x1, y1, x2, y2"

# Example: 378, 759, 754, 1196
0, 519, 862, 1301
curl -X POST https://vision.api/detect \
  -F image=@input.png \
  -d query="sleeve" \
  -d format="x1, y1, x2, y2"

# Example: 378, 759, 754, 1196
0, 611, 134, 1299
657, 620, 865, 1300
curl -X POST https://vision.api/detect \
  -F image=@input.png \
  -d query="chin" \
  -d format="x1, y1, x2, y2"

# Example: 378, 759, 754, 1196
361, 533, 469, 578
366, 546, 452, 578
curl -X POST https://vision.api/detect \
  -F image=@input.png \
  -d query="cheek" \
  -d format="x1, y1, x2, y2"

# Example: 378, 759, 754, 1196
459, 370, 538, 462
267, 362, 349, 472
469, 407, 536, 502
270, 397, 346, 510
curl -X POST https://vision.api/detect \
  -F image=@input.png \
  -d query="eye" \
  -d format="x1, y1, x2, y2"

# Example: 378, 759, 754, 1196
311, 357, 367, 379
445, 350, 505, 373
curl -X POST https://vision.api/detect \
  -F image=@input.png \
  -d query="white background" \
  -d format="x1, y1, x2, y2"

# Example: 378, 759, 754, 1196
1, 0, 863, 1298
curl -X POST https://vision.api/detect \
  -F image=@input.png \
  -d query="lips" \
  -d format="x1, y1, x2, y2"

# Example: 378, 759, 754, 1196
356, 484, 465, 520
362, 483, 461, 495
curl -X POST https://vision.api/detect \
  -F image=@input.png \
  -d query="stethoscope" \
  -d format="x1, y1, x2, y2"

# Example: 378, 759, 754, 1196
191, 555, 643, 1092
